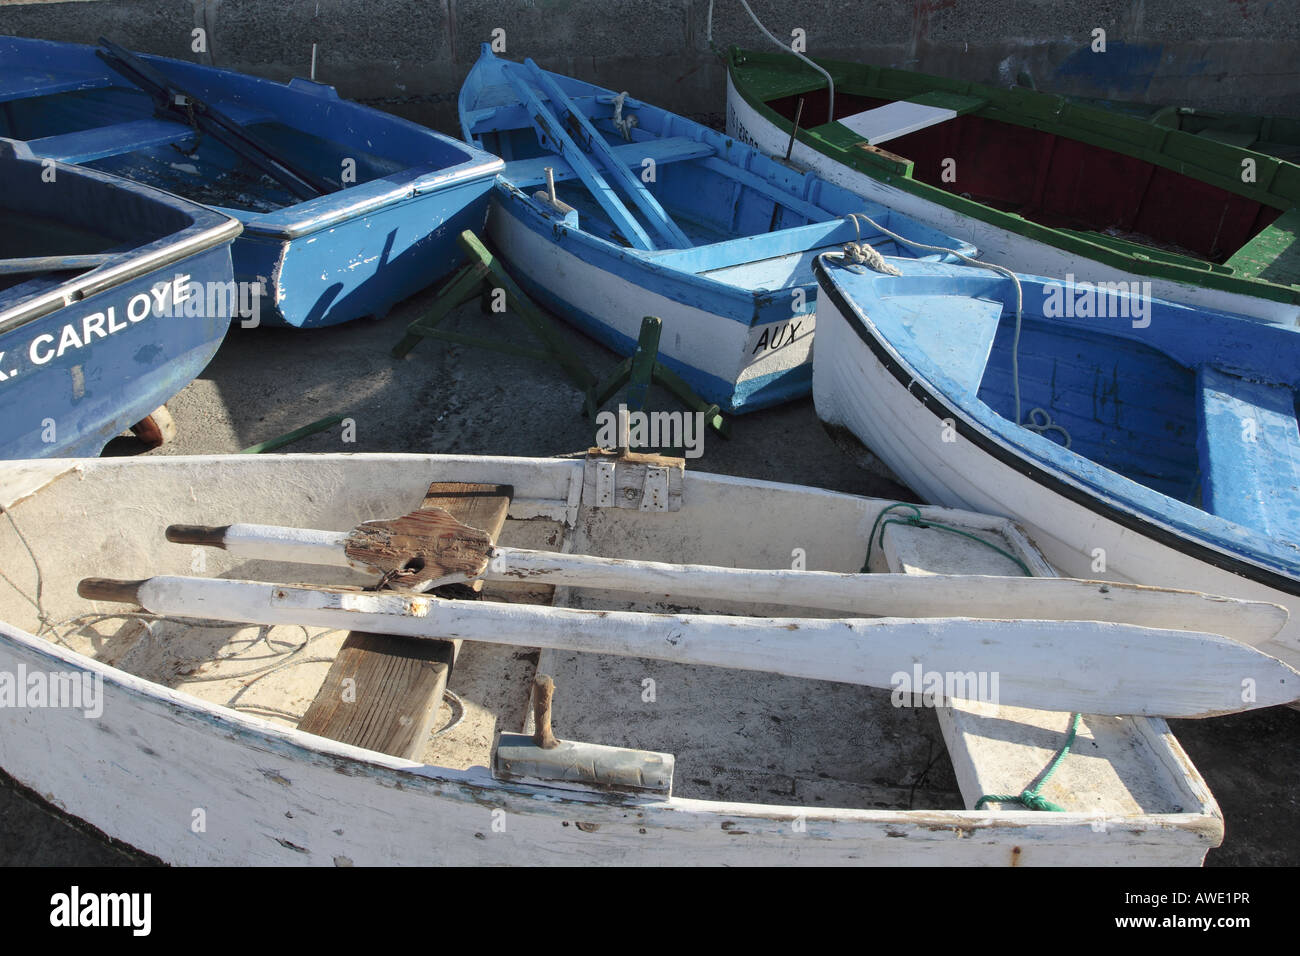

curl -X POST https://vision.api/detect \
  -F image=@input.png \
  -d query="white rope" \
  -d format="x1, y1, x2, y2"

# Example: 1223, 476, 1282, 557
706, 0, 836, 122
834, 211, 1071, 448
611, 92, 638, 141
836, 240, 901, 275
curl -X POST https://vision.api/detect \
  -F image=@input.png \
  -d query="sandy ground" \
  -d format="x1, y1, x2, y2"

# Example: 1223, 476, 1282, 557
1, 282, 1296, 866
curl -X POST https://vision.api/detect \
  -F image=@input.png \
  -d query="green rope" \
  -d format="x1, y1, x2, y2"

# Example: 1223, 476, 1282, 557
860, 503, 1073, 811
860, 502, 1032, 577
975, 713, 1083, 811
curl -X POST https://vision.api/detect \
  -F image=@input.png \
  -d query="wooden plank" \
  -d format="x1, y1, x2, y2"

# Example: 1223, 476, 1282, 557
696, 156, 831, 224
295, 481, 512, 757
501, 65, 656, 250
522, 59, 693, 249
504, 136, 714, 190
838, 101, 961, 146
29, 118, 195, 164
295, 631, 454, 757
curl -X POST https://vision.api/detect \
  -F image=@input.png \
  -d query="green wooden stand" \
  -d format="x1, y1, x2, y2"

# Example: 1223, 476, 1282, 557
392, 230, 597, 396
589, 316, 730, 439
394, 231, 729, 444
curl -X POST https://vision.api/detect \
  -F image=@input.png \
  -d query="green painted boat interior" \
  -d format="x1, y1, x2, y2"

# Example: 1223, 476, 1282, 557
730, 48, 1300, 297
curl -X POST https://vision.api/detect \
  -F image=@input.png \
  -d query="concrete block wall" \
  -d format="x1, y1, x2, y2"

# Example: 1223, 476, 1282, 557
2, 0, 1297, 134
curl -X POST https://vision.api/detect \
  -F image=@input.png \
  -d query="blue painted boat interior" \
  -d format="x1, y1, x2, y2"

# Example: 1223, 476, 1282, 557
460, 47, 975, 288
824, 258, 1300, 572
0, 140, 231, 318
0, 37, 478, 219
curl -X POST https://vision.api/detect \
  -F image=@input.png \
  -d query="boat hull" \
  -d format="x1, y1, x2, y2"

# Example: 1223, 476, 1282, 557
727, 72, 1300, 327
0, 37, 503, 330
0, 141, 240, 458
0, 244, 233, 458
238, 177, 495, 329
486, 185, 813, 414
811, 272, 1300, 668
0, 453, 1222, 865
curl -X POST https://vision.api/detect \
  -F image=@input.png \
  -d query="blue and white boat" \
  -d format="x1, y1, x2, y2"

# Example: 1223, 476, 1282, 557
458, 45, 976, 413
0, 36, 503, 329
0, 139, 241, 458
812, 253, 1300, 668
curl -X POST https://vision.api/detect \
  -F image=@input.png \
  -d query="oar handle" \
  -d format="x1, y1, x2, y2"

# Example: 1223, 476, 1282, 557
533, 674, 559, 749
166, 525, 230, 548
78, 578, 147, 605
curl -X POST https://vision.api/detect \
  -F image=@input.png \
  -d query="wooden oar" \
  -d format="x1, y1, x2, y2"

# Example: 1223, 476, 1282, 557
97, 37, 336, 201
164, 510, 1291, 646
77, 575, 1300, 718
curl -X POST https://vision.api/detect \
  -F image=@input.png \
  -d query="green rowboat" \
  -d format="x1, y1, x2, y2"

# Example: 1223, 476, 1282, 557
725, 46, 1300, 324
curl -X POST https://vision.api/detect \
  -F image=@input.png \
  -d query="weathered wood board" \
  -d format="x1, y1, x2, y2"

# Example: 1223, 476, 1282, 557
296, 482, 512, 757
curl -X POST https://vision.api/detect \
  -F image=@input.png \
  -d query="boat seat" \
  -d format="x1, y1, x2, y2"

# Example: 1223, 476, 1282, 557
879, 521, 1170, 816
891, 294, 1005, 395
505, 136, 715, 190
1224, 207, 1300, 287
297, 482, 513, 759
1197, 366, 1300, 540
27, 103, 278, 164
0, 70, 113, 104
837, 91, 986, 146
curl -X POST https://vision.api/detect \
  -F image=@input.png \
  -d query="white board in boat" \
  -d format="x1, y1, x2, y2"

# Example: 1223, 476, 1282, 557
837, 102, 958, 146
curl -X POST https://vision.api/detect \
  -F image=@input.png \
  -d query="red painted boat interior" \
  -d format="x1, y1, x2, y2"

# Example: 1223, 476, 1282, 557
768, 90, 1282, 263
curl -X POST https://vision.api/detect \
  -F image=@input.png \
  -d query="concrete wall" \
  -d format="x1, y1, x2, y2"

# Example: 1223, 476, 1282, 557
3, 0, 1298, 134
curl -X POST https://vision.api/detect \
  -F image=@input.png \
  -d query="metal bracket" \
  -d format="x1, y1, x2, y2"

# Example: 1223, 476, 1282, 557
583, 449, 683, 512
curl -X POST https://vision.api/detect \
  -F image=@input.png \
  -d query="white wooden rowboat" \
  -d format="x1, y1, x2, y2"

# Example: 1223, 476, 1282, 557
0, 453, 1275, 865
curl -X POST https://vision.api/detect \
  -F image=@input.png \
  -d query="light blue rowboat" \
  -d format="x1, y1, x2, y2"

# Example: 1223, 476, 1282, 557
811, 253, 1300, 666
0, 36, 503, 329
459, 45, 976, 414
0, 139, 241, 458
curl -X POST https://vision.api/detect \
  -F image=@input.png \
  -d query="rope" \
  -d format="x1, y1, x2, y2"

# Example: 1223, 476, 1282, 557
860, 505, 1079, 809
611, 92, 638, 141
706, 0, 835, 122
975, 713, 1083, 811
836, 240, 901, 275
860, 502, 1031, 577
832, 211, 1072, 448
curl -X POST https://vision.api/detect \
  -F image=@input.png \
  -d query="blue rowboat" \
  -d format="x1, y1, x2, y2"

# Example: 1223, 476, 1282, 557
811, 252, 1300, 668
458, 45, 977, 414
0, 139, 241, 458
0, 36, 503, 329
